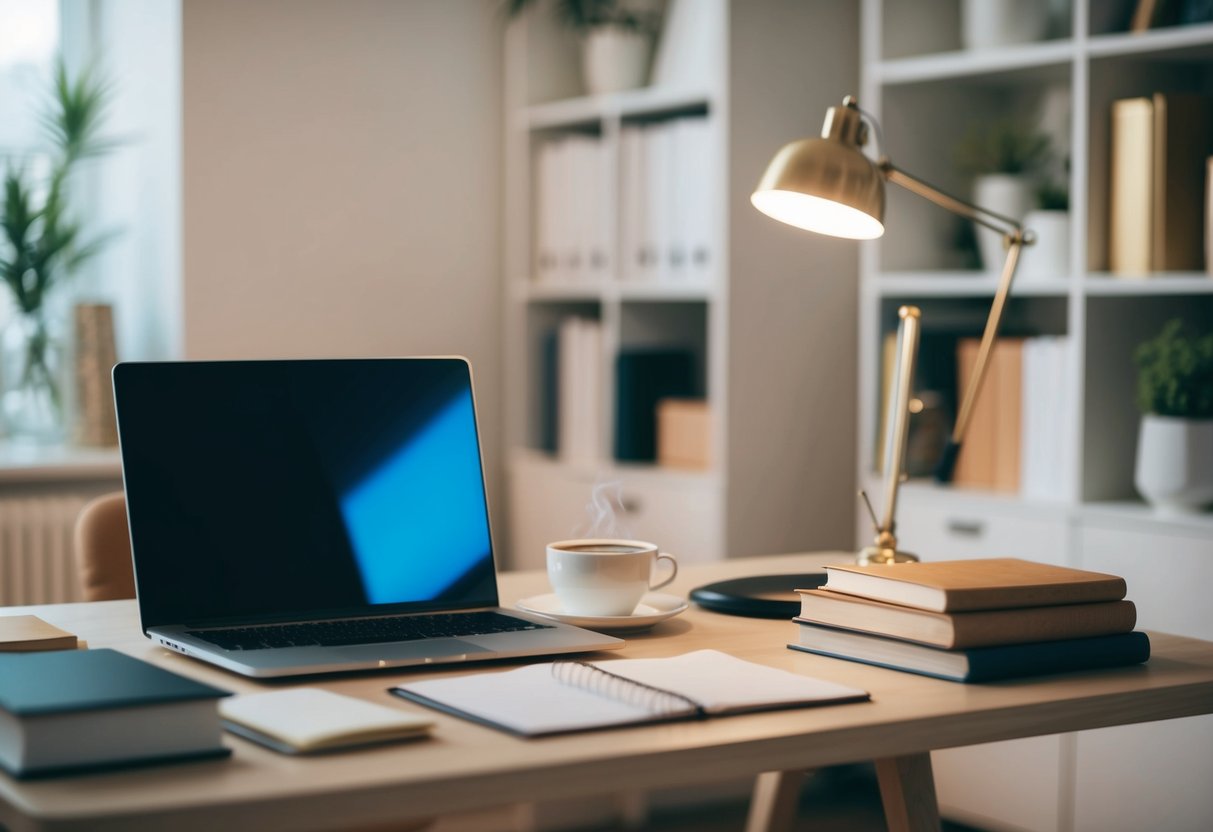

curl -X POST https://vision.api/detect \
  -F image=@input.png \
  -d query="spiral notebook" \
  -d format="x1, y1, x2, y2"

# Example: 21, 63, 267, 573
390, 650, 869, 737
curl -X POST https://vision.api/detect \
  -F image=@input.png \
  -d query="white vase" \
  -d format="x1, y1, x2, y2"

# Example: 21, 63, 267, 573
973, 174, 1034, 273
1134, 415, 1213, 515
1019, 209, 1070, 279
582, 27, 652, 96
962, 0, 1051, 50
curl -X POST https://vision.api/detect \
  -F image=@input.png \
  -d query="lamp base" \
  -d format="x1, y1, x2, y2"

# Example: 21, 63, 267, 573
857, 545, 919, 565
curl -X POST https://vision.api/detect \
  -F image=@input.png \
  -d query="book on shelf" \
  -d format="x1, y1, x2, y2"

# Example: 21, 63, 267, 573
614, 349, 696, 462
952, 337, 1022, 492
539, 328, 559, 453
1110, 93, 1213, 274
823, 558, 1128, 613
789, 625, 1151, 683
620, 125, 647, 282
220, 688, 432, 755
0, 615, 78, 652
1020, 336, 1071, 501
534, 135, 610, 284
0, 648, 231, 779
656, 397, 711, 469
876, 332, 955, 479
619, 117, 716, 286
558, 317, 603, 463
795, 590, 1137, 650
391, 649, 869, 737
942, 335, 1070, 499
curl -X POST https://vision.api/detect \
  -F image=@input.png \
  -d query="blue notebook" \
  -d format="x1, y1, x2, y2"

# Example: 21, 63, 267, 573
0, 649, 231, 778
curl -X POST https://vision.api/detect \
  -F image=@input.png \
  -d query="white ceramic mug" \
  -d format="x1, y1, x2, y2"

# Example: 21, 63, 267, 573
546, 539, 678, 617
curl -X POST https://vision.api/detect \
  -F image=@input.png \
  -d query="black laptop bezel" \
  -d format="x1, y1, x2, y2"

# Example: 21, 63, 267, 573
112, 357, 503, 635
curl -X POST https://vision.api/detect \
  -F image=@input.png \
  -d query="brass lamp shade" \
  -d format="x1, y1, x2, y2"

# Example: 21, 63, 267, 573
751, 101, 886, 240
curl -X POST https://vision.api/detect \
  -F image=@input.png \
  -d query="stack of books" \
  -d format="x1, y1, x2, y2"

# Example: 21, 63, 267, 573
789, 558, 1150, 683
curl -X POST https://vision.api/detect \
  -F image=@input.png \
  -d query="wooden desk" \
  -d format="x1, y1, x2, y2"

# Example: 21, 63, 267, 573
3, 553, 1213, 832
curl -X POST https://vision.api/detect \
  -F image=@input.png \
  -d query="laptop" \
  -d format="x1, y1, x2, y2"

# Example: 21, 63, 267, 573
112, 357, 623, 678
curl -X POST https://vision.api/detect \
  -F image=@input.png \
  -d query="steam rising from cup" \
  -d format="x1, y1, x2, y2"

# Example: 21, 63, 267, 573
575, 480, 632, 539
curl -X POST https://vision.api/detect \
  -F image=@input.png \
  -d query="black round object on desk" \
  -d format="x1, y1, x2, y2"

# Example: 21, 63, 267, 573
689, 572, 828, 619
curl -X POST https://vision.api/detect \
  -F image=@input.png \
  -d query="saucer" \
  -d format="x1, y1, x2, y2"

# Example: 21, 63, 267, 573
515, 592, 690, 633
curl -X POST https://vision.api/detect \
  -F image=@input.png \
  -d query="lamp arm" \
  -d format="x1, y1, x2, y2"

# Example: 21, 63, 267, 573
877, 159, 1034, 484
880, 160, 1029, 240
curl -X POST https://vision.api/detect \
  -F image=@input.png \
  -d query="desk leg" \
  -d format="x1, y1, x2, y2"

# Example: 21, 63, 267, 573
744, 769, 811, 832
874, 753, 941, 832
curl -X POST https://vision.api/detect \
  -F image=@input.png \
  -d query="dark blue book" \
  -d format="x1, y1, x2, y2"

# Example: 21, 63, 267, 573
614, 349, 696, 461
789, 624, 1150, 683
0, 648, 231, 778
539, 328, 559, 453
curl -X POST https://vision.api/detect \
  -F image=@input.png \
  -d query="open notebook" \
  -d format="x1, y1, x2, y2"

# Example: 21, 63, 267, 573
391, 649, 869, 737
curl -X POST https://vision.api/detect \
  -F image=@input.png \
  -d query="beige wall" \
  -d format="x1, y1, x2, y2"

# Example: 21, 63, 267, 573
182, 0, 505, 525
727, 0, 860, 554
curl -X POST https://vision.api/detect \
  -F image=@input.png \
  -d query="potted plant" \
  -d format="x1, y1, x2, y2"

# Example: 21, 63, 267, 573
0, 62, 115, 443
508, 0, 660, 96
1133, 319, 1213, 514
955, 119, 1051, 272
1019, 180, 1069, 278
962, 0, 1052, 50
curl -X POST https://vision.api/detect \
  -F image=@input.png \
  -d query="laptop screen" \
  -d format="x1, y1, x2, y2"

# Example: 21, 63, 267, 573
113, 358, 499, 630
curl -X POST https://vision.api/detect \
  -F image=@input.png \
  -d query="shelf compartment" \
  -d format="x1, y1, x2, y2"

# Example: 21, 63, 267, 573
1085, 49, 1213, 272
1082, 294, 1213, 502
879, 78, 1073, 273
521, 301, 602, 456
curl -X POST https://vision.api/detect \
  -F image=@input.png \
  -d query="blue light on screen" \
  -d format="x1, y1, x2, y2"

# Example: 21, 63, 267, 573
339, 389, 491, 604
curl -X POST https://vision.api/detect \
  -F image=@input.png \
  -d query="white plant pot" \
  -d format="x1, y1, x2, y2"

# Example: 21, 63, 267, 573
1019, 209, 1070, 279
973, 174, 1034, 272
582, 27, 652, 96
1134, 415, 1213, 515
962, 0, 1051, 50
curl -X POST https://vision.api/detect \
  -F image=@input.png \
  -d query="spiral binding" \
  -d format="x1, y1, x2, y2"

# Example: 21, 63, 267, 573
551, 660, 706, 718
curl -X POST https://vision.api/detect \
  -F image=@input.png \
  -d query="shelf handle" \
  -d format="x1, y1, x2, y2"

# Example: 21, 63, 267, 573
946, 519, 986, 537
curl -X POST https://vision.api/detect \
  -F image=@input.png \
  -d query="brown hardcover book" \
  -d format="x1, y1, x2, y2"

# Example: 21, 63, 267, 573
1151, 93, 1213, 271
1110, 93, 1213, 274
953, 338, 1021, 491
795, 590, 1137, 649
1109, 97, 1154, 275
0, 616, 78, 652
992, 338, 1023, 493
823, 558, 1128, 613
952, 339, 995, 488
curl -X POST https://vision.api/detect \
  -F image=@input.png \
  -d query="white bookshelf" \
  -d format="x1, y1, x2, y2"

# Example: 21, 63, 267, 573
860, 2, 1213, 830
501, 1, 863, 571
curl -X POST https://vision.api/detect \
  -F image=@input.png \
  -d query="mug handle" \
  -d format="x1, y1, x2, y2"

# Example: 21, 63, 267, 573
649, 552, 678, 591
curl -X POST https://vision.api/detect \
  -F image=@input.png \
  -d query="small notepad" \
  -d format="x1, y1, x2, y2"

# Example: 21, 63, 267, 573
391, 649, 869, 737
220, 688, 433, 754
0, 615, 78, 652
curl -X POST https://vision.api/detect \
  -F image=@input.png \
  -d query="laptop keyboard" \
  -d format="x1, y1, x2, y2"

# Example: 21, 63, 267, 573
190, 611, 553, 651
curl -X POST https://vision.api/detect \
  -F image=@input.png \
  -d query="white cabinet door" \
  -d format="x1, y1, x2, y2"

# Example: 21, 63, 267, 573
894, 488, 1070, 565
896, 490, 1071, 830
507, 456, 723, 571
1072, 521, 1213, 832
933, 736, 1065, 832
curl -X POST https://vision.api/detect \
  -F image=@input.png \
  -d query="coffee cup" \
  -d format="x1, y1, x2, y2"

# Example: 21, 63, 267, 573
546, 539, 678, 617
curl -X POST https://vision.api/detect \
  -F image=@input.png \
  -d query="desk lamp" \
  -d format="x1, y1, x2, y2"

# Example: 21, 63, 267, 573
753, 95, 1034, 565
691, 96, 1033, 616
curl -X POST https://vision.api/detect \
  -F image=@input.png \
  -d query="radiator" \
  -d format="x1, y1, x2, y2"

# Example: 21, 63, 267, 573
0, 495, 89, 605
